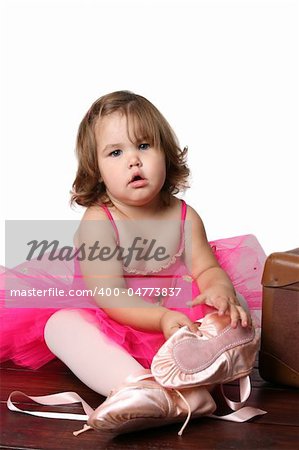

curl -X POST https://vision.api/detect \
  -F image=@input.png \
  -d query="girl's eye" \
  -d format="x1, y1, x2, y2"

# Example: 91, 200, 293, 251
109, 149, 122, 157
139, 143, 150, 150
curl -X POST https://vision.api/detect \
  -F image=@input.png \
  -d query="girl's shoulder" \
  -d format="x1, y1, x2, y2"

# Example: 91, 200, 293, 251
169, 197, 203, 223
74, 203, 114, 247
81, 203, 108, 221
160, 195, 183, 220
185, 202, 203, 222
184, 202, 207, 241
160, 197, 203, 224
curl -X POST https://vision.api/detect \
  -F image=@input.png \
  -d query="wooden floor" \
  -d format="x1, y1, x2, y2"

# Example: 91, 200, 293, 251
0, 357, 298, 450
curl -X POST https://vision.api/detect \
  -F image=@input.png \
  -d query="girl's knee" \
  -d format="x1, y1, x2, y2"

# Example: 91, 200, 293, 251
44, 309, 85, 348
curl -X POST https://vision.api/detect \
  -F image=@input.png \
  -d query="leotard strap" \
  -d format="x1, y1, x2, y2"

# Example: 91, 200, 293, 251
100, 204, 120, 246
179, 199, 187, 253
180, 199, 187, 221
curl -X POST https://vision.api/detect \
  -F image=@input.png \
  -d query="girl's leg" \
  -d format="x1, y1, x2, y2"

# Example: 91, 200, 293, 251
44, 309, 144, 396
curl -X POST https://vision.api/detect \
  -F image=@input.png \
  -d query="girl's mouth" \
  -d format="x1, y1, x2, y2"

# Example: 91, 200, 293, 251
128, 174, 148, 188
132, 175, 143, 182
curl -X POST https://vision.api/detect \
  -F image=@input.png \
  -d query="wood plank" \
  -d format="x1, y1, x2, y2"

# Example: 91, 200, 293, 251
217, 385, 299, 426
0, 359, 70, 374
1, 402, 298, 450
2, 364, 298, 426
1, 359, 298, 450
0, 365, 104, 408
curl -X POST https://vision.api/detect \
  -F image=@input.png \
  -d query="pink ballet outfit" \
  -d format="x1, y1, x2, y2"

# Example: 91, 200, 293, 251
0, 200, 266, 370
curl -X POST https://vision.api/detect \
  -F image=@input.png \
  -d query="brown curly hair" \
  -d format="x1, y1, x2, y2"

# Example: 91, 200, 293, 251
71, 90, 190, 207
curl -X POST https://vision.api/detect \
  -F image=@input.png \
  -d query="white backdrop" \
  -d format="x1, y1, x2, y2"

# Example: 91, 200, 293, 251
1, 0, 298, 265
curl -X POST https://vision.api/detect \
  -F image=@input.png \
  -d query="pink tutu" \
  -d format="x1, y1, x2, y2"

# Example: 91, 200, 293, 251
0, 233, 266, 370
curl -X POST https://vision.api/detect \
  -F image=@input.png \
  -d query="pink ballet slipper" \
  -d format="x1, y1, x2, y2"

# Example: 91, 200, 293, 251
7, 370, 265, 437
7, 379, 216, 438
150, 312, 266, 423
86, 373, 216, 436
151, 312, 259, 389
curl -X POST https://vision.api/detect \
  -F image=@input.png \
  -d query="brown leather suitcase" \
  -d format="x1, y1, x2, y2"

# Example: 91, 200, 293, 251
259, 248, 299, 387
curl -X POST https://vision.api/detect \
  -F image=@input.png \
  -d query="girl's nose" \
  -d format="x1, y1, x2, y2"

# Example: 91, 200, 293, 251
128, 153, 142, 168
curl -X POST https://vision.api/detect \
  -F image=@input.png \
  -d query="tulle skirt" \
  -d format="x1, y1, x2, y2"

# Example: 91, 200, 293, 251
0, 234, 266, 369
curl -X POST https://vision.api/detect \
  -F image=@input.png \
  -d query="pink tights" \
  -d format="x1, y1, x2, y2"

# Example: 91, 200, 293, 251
44, 309, 144, 396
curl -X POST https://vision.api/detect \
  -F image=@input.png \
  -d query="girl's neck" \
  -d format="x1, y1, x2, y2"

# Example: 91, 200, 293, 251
106, 193, 170, 220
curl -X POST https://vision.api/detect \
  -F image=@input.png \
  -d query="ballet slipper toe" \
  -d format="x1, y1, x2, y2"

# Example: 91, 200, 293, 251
87, 379, 174, 434
87, 377, 216, 436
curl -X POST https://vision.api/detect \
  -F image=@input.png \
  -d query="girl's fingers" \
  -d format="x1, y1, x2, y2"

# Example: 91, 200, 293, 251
229, 305, 240, 328
213, 296, 251, 328
187, 294, 252, 329
216, 297, 231, 315
237, 305, 252, 328
179, 317, 200, 333
188, 322, 201, 333
167, 320, 199, 338
229, 302, 251, 328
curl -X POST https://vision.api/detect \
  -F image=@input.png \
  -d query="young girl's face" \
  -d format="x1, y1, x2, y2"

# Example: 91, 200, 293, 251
95, 111, 166, 206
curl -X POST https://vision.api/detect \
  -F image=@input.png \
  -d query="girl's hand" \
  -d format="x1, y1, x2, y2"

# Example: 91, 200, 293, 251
188, 287, 252, 329
160, 310, 199, 340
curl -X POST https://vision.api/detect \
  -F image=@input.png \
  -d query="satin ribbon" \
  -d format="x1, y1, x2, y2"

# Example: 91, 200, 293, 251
7, 375, 266, 435
210, 376, 267, 422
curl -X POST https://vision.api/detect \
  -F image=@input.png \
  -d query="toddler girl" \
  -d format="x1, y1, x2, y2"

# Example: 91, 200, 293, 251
1, 91, 261, 435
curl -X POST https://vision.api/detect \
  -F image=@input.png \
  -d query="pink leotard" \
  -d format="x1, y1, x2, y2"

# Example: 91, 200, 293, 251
90, 199, 205, 368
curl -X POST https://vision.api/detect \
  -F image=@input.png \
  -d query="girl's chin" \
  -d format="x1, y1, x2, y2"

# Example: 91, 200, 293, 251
107, 189, 162, 206
121, 195, 162, 207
